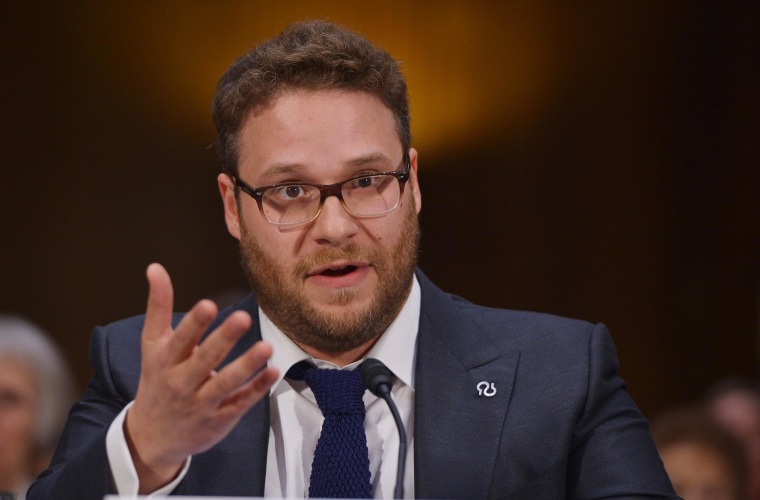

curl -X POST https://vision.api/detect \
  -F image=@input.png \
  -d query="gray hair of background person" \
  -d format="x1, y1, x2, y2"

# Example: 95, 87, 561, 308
0, 315, 76, 453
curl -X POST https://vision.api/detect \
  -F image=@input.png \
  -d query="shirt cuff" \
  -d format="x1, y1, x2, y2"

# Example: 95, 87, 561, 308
106, 401, 192, 496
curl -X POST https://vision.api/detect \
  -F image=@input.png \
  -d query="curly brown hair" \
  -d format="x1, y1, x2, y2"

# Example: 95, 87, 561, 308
212, 20, 410, 175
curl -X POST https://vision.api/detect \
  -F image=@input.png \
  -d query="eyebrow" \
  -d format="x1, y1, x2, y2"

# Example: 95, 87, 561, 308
347, 152, 394, 167
259, 152, 395, 180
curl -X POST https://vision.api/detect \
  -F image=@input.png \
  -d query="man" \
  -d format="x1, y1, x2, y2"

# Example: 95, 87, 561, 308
29, 20, 676, 499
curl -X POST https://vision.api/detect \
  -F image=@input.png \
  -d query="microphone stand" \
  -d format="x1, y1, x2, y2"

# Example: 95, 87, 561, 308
360, 358, 407, 499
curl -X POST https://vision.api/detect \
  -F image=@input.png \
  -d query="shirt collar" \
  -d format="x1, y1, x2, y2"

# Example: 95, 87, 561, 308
260, 275, 420, 393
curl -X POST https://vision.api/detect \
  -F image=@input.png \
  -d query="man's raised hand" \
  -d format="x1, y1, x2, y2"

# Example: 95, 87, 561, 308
124, 263, 278, 493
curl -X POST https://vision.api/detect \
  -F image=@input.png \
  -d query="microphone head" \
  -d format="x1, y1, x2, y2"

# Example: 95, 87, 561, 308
360, 358, 394, 397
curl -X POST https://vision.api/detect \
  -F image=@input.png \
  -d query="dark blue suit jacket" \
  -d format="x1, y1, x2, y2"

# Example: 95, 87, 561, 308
29, 270, 676, 499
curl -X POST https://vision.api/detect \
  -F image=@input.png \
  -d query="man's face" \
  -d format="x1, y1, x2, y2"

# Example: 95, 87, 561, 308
218, 90, 422, 355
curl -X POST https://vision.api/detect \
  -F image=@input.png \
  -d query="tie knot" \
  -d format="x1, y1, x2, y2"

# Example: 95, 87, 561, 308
287, 361, 367, 415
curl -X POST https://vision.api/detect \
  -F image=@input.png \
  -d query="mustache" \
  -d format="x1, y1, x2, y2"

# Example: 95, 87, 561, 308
293, 243, 375, 277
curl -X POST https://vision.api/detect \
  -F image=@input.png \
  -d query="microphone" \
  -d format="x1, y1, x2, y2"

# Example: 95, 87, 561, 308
360, 358, 407, 499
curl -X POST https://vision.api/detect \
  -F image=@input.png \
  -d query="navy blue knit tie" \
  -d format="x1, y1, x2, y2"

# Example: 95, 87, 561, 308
287, 361, 372, 498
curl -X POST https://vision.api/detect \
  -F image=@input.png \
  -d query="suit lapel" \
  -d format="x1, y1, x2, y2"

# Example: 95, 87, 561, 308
414, 271, 519, 499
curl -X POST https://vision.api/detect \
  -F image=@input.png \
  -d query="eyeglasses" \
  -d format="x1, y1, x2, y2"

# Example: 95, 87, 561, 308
232, 153, 411, 226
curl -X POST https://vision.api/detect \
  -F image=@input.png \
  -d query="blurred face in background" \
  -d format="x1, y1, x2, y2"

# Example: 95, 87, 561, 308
0, 356, 38, 491
659, 441, 739, 500
708, 390, 760, 500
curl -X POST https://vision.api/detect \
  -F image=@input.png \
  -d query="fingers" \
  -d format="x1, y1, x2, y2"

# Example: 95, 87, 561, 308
218, 365, 279, 419
164, 299, 219, 365
143, 263, 174, 343
198, 340, 275, 403
140, 263, 272, 406
180, 310, 252, 387
141, 262, 259, 390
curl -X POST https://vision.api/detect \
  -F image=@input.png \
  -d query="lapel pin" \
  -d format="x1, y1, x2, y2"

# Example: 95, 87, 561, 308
476, 381, 497, 397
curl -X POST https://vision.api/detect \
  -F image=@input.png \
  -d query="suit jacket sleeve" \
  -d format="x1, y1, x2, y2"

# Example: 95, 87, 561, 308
565, 323, 675, 497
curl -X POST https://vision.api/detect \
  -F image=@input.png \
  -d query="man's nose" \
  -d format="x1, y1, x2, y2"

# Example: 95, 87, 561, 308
308, 195, 359, 246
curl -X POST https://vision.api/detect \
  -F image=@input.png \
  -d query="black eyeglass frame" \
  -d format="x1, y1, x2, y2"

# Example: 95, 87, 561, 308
232, 152, 412, 226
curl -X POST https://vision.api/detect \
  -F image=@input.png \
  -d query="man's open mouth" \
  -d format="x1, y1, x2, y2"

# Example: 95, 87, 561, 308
319, 265, 358, 277
307, 260, 369, 280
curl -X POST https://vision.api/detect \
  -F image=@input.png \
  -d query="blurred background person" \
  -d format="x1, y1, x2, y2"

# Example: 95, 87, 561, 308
0, 316, 76, 500
705, 379, 760, 500
652, 405, 747, 500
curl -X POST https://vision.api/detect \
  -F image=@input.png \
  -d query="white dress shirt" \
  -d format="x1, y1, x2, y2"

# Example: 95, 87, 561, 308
106, 277, 419, 498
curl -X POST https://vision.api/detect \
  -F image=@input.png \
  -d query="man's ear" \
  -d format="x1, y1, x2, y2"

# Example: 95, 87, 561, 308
218, 173, 241, 240
408, 148, 422, 214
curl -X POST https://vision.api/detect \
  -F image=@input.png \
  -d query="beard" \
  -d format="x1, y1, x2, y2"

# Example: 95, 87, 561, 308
239, 202, 420, 354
